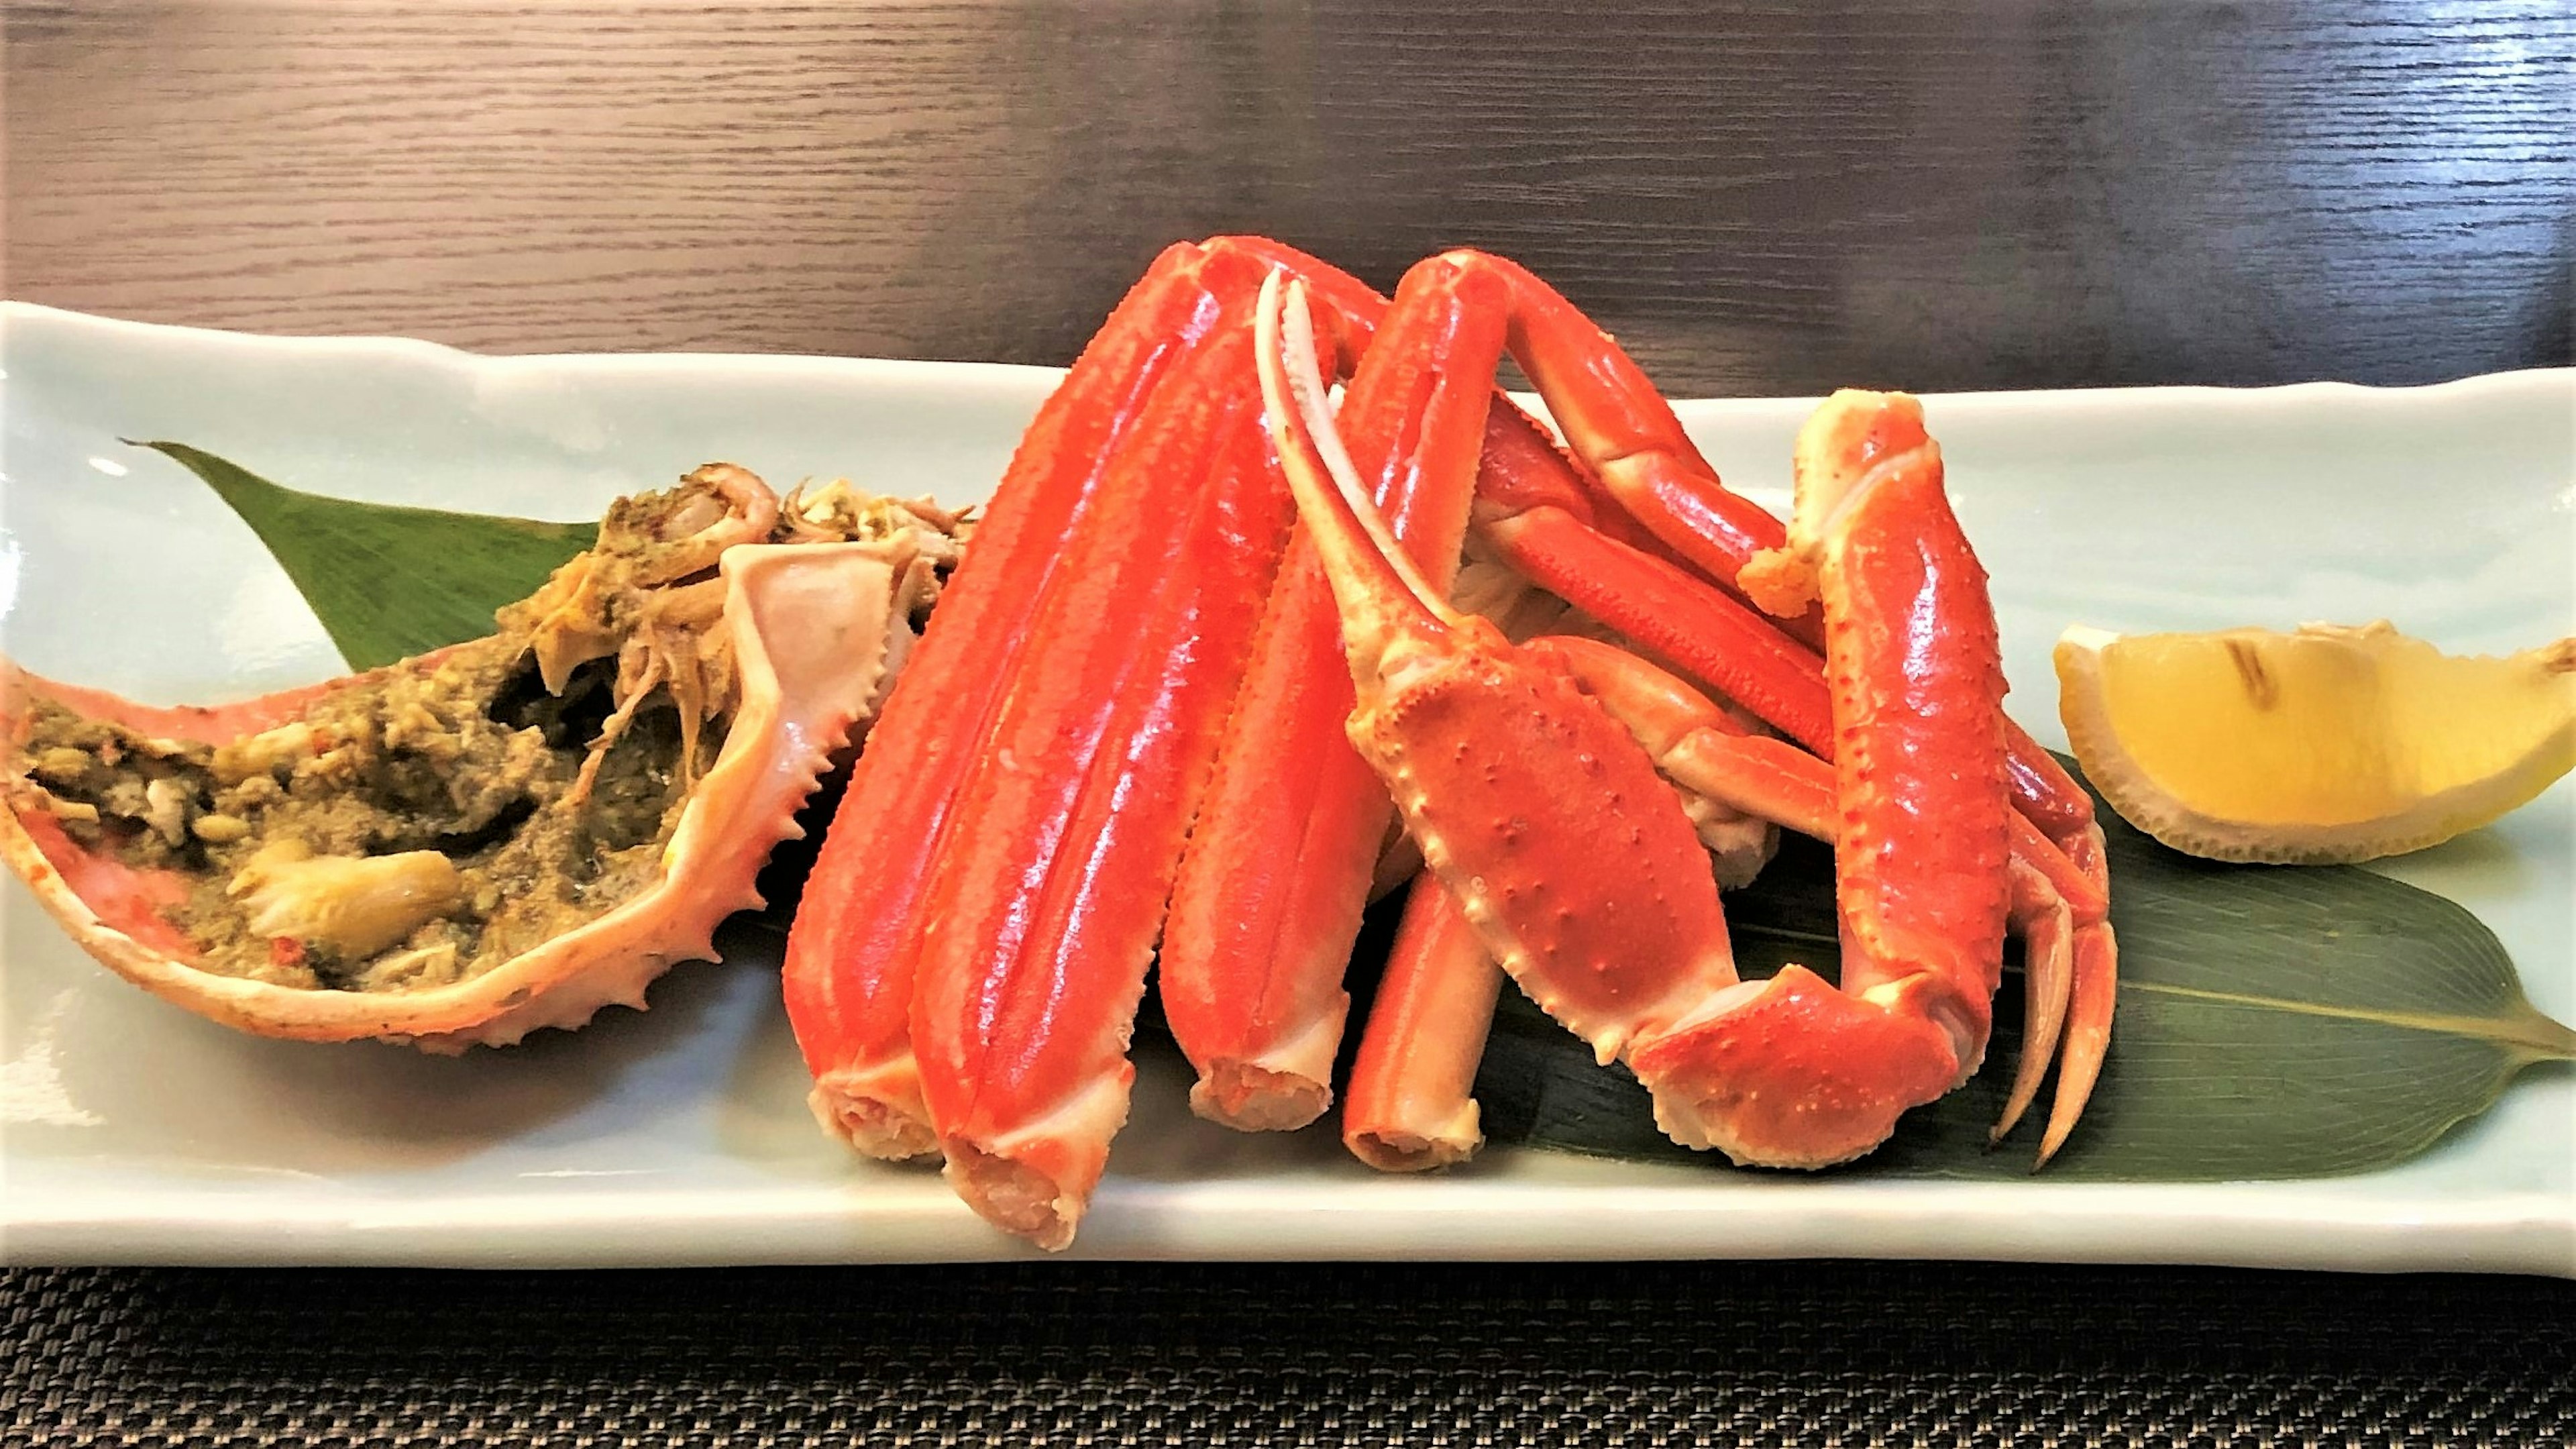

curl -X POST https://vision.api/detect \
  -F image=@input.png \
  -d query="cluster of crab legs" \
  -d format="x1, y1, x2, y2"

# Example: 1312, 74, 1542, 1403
780, 237, 2117, 1250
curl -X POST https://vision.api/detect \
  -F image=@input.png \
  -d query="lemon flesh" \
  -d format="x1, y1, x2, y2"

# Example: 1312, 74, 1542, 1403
2055, 621, 2575, 864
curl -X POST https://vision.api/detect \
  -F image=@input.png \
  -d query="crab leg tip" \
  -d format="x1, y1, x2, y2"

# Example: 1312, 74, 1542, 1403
1988, 864, 2078, 1145
1257, 270, 1456, 634
2035, 924, 2117, 1166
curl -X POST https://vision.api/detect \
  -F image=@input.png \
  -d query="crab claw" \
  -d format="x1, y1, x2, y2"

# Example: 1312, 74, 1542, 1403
1532, 631, 1966, 1168
1259, 280, 2008, 1170
1258, 270, 1744, 1092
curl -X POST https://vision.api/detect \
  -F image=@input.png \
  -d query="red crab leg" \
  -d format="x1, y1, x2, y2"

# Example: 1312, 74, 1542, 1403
1334, 643, 1782, 1175
1160, 241, 1811, 1134
781, 238, 1271, 1160
1258, 270, 1747, 1076
1447, 250, 2092, 850
1744, 392, 2103, 1155
1483, 421, 2113, 928
1631, 390, 2012, 1159
1537, 633, 2110, 1165
908, 272, 1303, 1250
1155, 241, 1636, 1132
1455, 280, 1825, 651
1505, 519, 2115, 1157
1339, 871, 1503, 1171
1375, 250, 2115, 1155
1271, 274, 2026, 1167
1473, 437, 1839, 753
1236, 248, 2098, 864
1150, 244, 2105, 1161
1336, 630, 2111, 1169
1159, 259, 1503, 1130
1170, 245, 2105, 1148
2050, 914, 2119, 1161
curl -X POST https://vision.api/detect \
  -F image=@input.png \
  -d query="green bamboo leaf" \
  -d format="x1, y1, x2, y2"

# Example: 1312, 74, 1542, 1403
131, 441, 598, 672
1469, 788, 2576, 1181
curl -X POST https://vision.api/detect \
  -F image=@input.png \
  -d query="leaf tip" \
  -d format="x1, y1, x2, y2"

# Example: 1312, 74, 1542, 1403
2518, 1007, 2576, 1065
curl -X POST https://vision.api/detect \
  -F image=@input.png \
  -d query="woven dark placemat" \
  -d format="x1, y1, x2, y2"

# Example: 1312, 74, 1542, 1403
3, 1261, 2567, 1448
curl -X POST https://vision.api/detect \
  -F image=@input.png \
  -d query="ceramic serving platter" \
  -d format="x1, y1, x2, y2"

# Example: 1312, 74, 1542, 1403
2, 301, 2569, 1272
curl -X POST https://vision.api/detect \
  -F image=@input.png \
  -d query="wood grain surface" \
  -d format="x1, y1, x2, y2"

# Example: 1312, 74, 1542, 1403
7, 1, 2573, 393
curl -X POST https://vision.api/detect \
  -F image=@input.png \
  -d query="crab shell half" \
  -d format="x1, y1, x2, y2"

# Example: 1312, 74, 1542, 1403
2, 539, 918, 1053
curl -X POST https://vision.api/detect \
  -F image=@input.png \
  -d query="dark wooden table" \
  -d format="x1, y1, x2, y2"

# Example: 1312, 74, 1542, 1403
13, 1, 2570, 394
7, 3, 2573, 1446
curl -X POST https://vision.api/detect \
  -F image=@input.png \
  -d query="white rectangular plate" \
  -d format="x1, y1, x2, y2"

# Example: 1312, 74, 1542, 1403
3, 302, 2570, 1272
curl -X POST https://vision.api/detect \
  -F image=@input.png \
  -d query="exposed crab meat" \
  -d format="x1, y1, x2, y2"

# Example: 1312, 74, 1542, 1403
1, 466, 963, 1051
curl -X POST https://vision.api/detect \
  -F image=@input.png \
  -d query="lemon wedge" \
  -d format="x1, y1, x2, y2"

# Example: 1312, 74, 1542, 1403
2055, 621, 2575, 864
